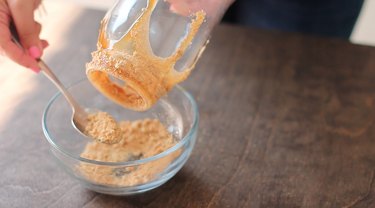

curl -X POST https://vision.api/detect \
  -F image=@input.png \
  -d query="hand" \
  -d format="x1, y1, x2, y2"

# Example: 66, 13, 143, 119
167, 0, 234, 17
0, 0, 48, 72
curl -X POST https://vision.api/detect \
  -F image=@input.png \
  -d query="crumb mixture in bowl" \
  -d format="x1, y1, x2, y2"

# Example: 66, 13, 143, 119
80, 112, 181, 186
42, 79, 198, 195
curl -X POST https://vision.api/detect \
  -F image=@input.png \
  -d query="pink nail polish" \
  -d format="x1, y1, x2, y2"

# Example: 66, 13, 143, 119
28, 46, 42, 59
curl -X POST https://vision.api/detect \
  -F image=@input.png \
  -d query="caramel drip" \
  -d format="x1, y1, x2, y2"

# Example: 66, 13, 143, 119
86, 0, 205, 111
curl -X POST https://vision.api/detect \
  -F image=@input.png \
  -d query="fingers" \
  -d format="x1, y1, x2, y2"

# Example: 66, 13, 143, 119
1, 40, 40, 72
167, 0, 234, 17
41, 39, 49, 49
0, 0, 46, 72
168, 0, 191, 16
0, 13, 39, 72
7, 0, 43, 57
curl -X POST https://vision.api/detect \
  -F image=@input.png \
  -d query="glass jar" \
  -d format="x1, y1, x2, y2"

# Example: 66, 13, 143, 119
86, 0, 232, 111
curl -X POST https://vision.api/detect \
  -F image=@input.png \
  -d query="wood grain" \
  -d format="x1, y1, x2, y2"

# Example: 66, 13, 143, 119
1, 7, 375, 208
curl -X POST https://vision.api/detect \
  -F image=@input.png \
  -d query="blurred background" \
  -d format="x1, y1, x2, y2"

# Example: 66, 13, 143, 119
52, 0, 375, 46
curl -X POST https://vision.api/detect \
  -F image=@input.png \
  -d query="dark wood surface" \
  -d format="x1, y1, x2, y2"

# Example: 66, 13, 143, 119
1, 6, 375, 208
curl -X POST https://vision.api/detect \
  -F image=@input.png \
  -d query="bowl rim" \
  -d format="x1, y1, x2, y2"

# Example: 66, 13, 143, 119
42, 79, 199, 166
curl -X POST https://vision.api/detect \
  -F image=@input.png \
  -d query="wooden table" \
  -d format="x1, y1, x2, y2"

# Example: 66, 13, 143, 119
1, 6, 375, 208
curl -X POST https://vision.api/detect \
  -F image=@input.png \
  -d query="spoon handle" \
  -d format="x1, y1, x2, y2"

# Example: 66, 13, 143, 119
38, 60, 84, 114
9, 22, 85, 116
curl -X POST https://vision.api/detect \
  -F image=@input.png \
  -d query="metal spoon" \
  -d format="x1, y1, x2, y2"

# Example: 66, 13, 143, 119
10, 23, 89, 135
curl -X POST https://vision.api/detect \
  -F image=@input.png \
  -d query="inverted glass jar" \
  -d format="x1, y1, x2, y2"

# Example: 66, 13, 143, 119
86, 0, 231, 111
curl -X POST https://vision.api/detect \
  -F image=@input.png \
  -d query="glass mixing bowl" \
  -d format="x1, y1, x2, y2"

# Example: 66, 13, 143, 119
42, 79, 198, 195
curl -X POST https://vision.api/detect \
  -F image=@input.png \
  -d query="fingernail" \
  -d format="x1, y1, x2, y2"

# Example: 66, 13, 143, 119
28, 46, 42, 59
29, 66, 40, 73
170, 5, 177, 12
